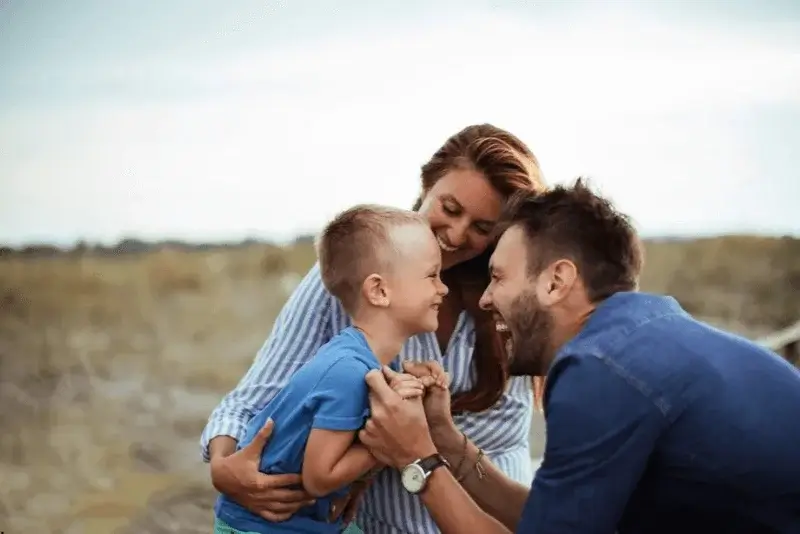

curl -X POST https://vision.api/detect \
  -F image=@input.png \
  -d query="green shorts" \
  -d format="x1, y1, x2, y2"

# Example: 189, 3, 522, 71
213, 516, 364, 533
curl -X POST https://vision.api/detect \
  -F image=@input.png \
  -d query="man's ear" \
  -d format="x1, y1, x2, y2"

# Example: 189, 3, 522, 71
363, 273, 390, 308
541, 259, 578, 305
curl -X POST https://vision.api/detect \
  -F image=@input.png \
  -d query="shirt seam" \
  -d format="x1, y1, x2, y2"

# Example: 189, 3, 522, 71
303, 347, 371, 412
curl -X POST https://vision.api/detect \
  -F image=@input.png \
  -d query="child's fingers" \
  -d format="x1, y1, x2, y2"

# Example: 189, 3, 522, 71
389, 373, 424, 391
419, 375, 437, 388
390, 374, 424, 392
394, 385, 425, 399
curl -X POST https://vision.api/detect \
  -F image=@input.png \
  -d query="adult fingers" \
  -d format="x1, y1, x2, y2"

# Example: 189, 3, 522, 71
381, 365, 403, 382
365, 368, 402, 404
358, 419, 377, 443
259, 509, 293, 522
241, 418, 274, 457
263, 487, 314, 504
256, 472, 304, 491
402, 361, 445, 379
255, 499, 309, 514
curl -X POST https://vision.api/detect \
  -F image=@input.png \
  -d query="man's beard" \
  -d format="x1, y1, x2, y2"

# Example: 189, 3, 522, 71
505, 290, 553, 377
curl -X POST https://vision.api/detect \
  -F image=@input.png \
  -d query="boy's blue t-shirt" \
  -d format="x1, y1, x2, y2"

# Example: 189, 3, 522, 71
215, 327, 381, 533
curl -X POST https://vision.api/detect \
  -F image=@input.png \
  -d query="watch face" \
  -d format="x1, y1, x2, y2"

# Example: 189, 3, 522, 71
401, 463, 426, 494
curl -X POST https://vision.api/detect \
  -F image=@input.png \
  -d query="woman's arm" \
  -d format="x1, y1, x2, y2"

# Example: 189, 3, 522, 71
200, 263, 334, 461
200, 264, 335, 520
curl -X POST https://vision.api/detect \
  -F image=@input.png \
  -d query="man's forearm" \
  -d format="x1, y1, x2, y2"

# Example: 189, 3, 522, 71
420, 465, 511, 534
433, 425, 529, 532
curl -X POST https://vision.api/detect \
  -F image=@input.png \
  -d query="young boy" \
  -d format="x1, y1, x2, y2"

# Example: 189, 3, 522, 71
214, 205, 450, 533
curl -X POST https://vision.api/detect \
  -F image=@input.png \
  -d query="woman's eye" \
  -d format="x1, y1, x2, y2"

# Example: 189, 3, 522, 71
442, 203, 459, 216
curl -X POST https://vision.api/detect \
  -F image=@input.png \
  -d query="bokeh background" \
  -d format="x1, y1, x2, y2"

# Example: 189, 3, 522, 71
2, 1, 799, 532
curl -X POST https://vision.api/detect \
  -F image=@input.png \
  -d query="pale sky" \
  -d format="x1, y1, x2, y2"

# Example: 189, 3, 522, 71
2, 0, 799, 246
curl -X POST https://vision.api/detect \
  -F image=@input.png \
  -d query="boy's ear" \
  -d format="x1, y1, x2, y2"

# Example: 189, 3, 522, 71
363, 274, 390, 308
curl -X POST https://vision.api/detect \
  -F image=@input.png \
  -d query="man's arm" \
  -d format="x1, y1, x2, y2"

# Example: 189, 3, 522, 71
420, 461, 515, 534
403, 361, 530, 530
519, 353, 668, 534
431, 425, 530, 532
303, 430, 377, 497
360, 368, 525, 534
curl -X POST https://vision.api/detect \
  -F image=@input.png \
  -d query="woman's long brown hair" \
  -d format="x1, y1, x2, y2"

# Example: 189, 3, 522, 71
414, 124, 547, 414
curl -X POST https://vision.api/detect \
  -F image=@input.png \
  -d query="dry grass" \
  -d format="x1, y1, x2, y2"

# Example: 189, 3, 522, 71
641, 235, 800, 332
0, 235, 797, 532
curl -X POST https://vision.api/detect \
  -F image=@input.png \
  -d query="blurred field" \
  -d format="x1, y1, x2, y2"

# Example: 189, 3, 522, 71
0, 235, 798, 533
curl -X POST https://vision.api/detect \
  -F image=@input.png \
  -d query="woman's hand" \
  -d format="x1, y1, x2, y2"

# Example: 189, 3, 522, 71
210, 419, 315, 522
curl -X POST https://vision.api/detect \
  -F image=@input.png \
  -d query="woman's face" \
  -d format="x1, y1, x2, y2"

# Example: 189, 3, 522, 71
418, 168, 504, 270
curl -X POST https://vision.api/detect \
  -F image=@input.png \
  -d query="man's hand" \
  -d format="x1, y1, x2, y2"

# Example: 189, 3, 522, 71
209, 418, 315, 522
359, 367, 438, 469
401, 361, 456, 438
387, 371, 426, 400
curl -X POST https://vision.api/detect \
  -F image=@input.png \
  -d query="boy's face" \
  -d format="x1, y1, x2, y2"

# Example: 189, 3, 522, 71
386, 224, 449, 335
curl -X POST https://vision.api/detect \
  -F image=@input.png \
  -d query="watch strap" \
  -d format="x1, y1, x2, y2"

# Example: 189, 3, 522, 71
418, 453, 449, 475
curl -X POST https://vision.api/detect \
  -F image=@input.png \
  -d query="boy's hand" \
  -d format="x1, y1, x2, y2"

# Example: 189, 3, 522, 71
328, 476, 374, 525
402, 361, 450, 391
386, 369, 425, 399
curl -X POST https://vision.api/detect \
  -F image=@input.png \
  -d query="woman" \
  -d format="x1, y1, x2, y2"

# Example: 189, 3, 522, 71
201, 124, 546, 534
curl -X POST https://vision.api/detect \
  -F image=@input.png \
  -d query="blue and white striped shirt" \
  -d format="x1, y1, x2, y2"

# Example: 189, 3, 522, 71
201, 263, 534, 534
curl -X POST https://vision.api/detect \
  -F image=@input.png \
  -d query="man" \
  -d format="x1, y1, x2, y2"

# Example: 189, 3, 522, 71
358, 179, 800, 534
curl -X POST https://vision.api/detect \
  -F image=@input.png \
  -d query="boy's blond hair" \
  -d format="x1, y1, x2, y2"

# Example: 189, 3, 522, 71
317, 204, 428, 314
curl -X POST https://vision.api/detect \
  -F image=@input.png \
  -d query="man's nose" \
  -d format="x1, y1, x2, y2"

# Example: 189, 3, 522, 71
478, 289, 492, 311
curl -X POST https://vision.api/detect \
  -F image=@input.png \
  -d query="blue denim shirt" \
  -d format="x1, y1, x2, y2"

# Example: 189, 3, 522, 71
516, 292, 800, 534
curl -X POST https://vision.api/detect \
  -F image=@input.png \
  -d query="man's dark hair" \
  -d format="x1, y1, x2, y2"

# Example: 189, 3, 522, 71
499, 177, 644, 302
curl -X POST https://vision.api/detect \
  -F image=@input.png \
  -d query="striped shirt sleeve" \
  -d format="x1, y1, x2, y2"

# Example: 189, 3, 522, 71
199, 263, 334, 462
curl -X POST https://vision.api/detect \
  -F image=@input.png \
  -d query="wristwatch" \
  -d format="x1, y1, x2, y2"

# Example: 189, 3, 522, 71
400, 453, 449, 494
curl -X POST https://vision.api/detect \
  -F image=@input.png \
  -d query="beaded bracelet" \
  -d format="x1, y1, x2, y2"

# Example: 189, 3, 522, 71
457, 447, 486, 482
